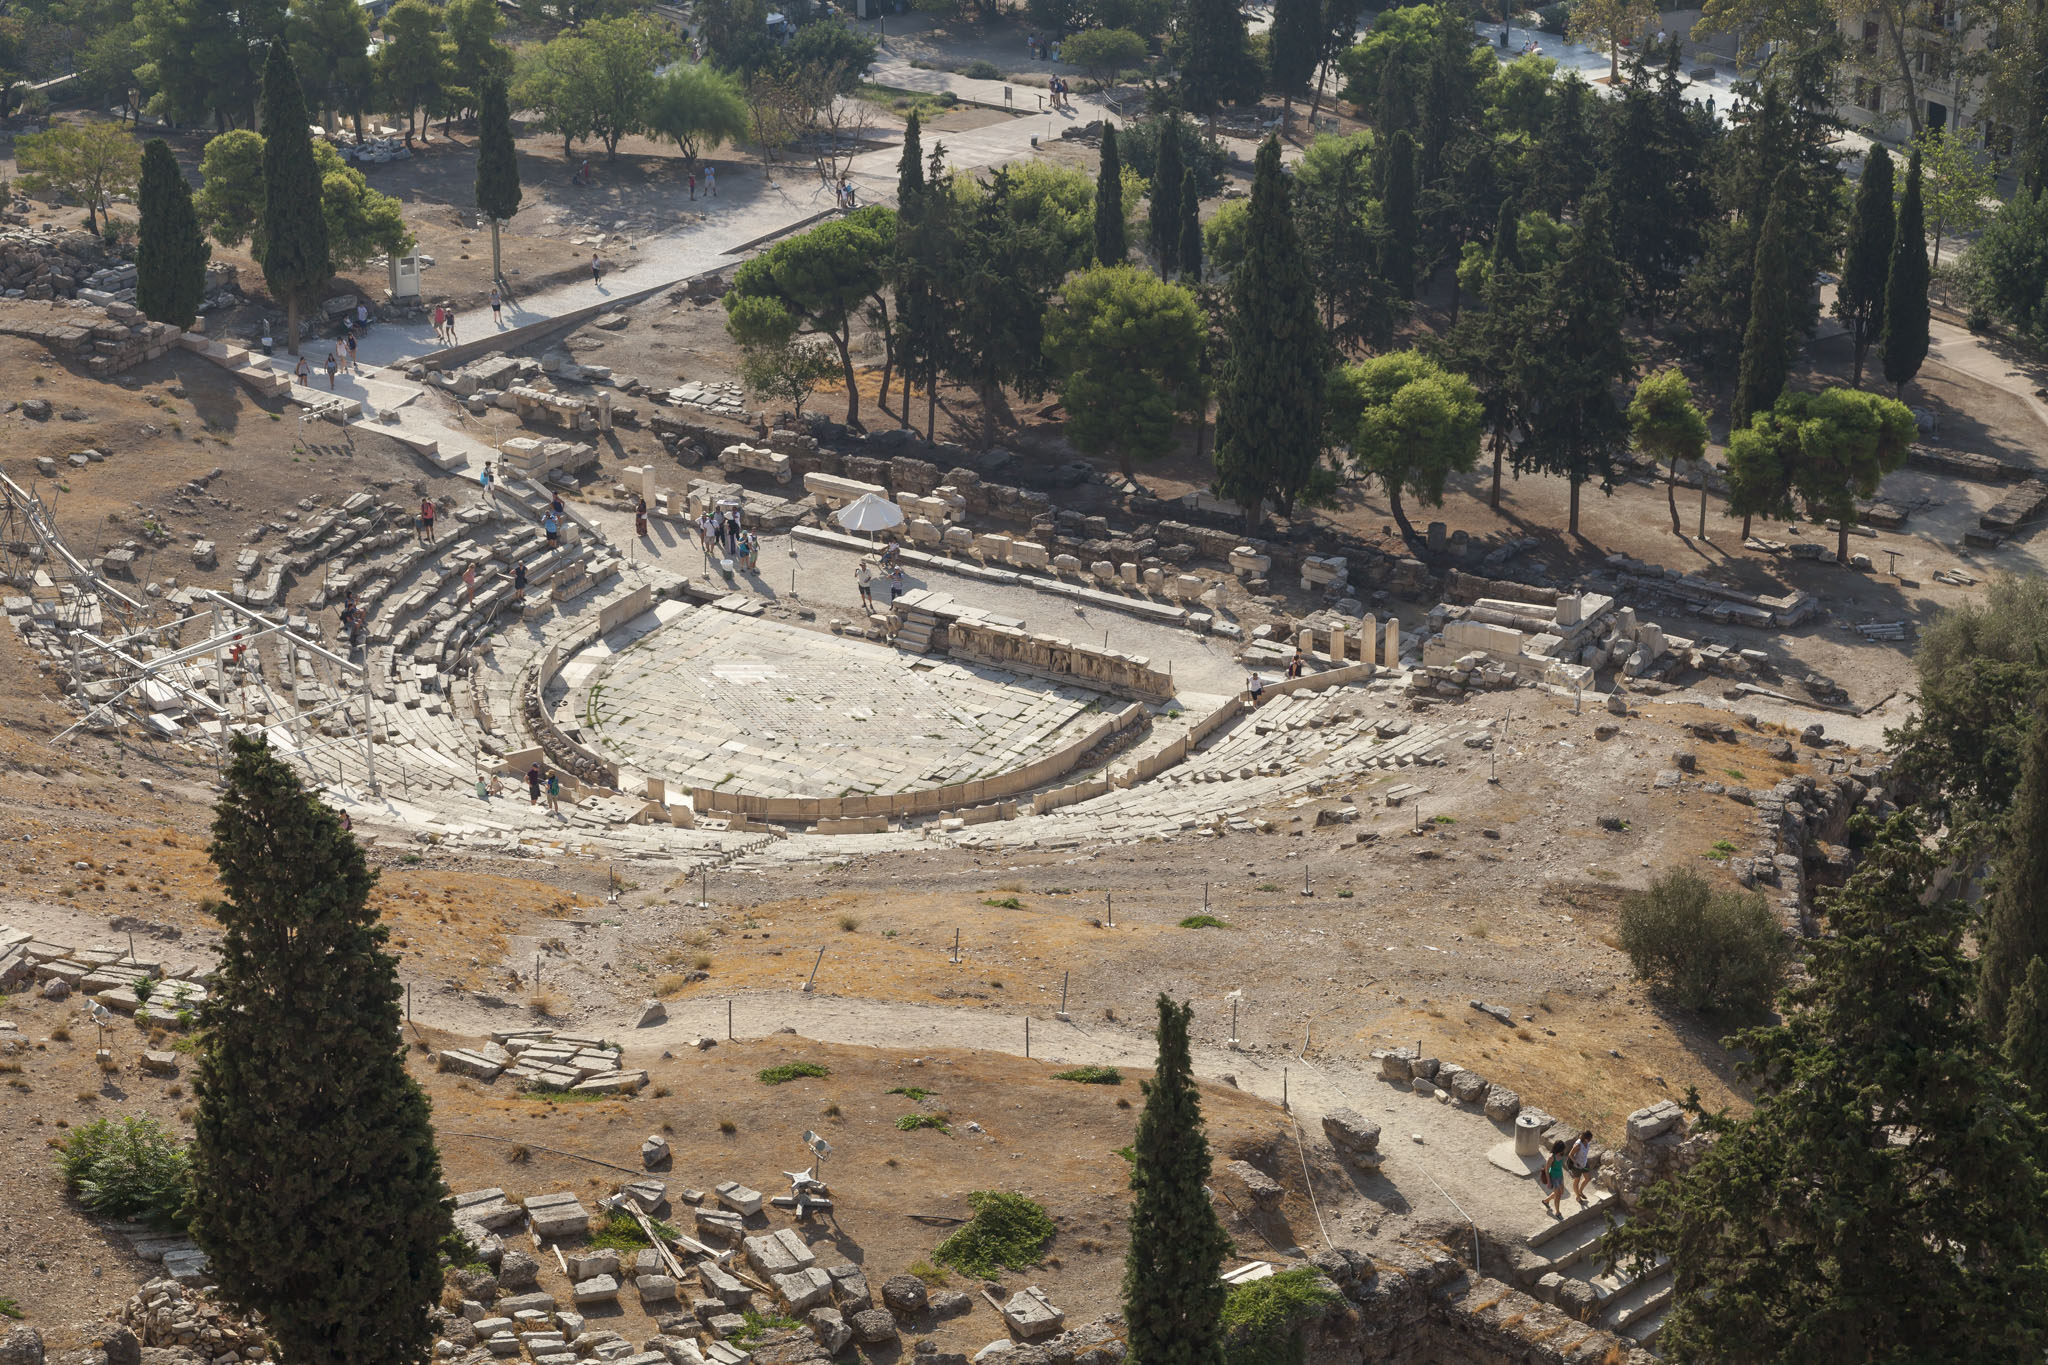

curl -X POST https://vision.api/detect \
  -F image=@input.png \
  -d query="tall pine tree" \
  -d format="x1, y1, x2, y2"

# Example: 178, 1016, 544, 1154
1214, 137, 1326, 527
1981, 689, 2048, 1033
1882, 149, 1931, 397
1836, 146, 1894, 389
1178, 175, 1203, 283
1732, 168, 1798, 429
1149, 118, 1184, 278
1518, 190, 1631, 535
257, 42, 330, 357
1267, 0, 1320, 107
474, 76, 520, 290
1381, 128, 1417, 300
1095, 124, 1126, 267
898, 110, 924, 202
189, 735, 451, 1365
1122, 995, 1230, 1365
2008, 956, 2048, 1102
1173, 0, 1255, 113
1607, 817, 2048, 1358
135, 138, 209, 330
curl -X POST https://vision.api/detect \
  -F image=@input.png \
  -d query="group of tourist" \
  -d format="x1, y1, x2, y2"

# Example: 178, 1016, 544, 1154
1027, 32, 1061, 61
836, 180, 860, 210
431, 305, 460, 345
1537, 1131, 1597, 1216
696, 508, 757, 568
1047, 74, 1073, 110
524, 761, 563, 813
335, 593, 368, 651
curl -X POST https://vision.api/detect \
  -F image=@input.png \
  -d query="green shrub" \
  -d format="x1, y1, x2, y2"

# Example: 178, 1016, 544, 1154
983, 896, 1024, 910
585, 1208, 680, 1251
1221, 1268, 1344, 1365
888, 1086, 932, 1101
1052, 1065, 1122, 1084
933, 1190, 1055, 1276
964, 59, 1003, 79
758, 1061, 830, 1085
732, 1308, 802, 1344
1619, 868, 1790, 1017
897, 1112, 950, 1133
55, 1116, 192, 1230
1179, 914, 1228, 929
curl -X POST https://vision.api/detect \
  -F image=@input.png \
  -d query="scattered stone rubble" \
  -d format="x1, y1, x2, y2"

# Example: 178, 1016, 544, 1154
0, 297, 184, 375
436, 1027, 645, 1093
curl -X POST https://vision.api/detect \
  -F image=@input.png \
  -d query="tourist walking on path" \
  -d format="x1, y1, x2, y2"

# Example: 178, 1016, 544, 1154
513, 560, 528, 603
543, 511, 560, 549
344, 330, 359, 372
1568, 1131, 1594, 1203
491, 288, 503, 327
1247, 672, 1265, 706
325, 347, 339, 389
689, 169, 698, 200
856, 560, 875, 610
704, 164, 716, 196
444, 306, 458, 343
635, 497, 649, 538
420, 496, 437, 544
1541, 1141, 1568, 1216
295, 354, 309, 385
546, 770, 562, 814
527, 763, 543, 804
433, 305, 446, 342
480, 461, 498, 517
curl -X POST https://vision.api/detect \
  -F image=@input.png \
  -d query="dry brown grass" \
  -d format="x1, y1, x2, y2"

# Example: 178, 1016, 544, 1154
527, 987, 564, 1019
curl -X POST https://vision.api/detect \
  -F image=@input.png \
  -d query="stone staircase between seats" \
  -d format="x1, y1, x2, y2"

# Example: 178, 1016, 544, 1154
1519, 1193, 1672, 1349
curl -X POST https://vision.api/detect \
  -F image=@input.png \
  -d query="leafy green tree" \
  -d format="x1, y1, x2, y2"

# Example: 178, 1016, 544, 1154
1882, 149, 1931, 396
895, 143, 953, 437
1836, 146, 1894, 389
513, 33, 594, 158
373, 0, 444, 137
136, 138, 209, 330
1066, 27, 1146, 91
1628, 368, 1708, 535
1095, 123, 1127, 267
14, 120, 141, 237
1172, 0, 1256, 112
1267, 0, 1319, 104
1891, 574, 2048, 825
647, 63, 747, 176
737, 332, 839, 422
1909, 125, 1990, 270
442, 0, 510, 119
320, 150, 414, 268
1119, 116, 1228, 197
195, 129, 408, 269
137, 0, 284, 131
1606, 818, 2048, 1361
516, 18, 673, 161
1380, 127, 1416, 299
1122, 995, 1231, 1365
1567, 0, 1658, 83
726, 215, 885, 428
1178, 175, 1203, 284
1149, 116, 1184, 277
1045, 266, 1206, 477
474, 77, 519, 287
1326, 350, 1480, 541
935, 170, 1072, 442
287, 0, 374, 136
1202, 198, 1250, 275
1533, 74, 1599, 216
1517, 191, 1631, 536
1443, 198, 1535, 509
1785, 386, 1915, 564
1966, 187, 2048, 341
188, 735, 451, 1365
1214, 137, 1326, 527
257, 43, 329, 357
1980, 687, 2048, 1036
192, 130, 267, 248
1732, 168, 1798, 429
1617, 867, 1789, 1017
2006, 956, 2048, 1102
1724, 401, 1799, 540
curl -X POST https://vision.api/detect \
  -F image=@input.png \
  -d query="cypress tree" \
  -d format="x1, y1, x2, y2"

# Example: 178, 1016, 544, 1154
188, 735, 450, 1365
256, 43, 330, 356
135, 138, 209, 330
1267, 0, 1319, 106
1178, 174, 1202, 283
1882, 149, 1931, 397
898, 110, 925, 203
1095, 124, 1127, 266
1122, 995, 1230, 1365
2007, 956, 2048, 1101
1982, 690, 2048, 1032
1174, 0, 1253, 113
1214, 136, 1325, 527
1606, 819, 2048, 1357
1732, 168, 1797, 430
1491, 199, 1520, 272
474, 77, 521, 291
1149, 118, 1184, 278
1836, 146, 1894, 389
1381, 128, 1417, 300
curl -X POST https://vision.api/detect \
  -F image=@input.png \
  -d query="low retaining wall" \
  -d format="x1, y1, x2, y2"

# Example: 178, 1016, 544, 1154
693, 701, 1147, 822
523, 633, 620, 788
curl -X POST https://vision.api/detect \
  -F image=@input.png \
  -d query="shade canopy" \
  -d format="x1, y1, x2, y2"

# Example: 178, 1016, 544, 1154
834, 492, 906, 534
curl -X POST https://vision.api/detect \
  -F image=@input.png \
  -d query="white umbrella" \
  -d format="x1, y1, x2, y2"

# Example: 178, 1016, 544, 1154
834, 492, 905, 542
